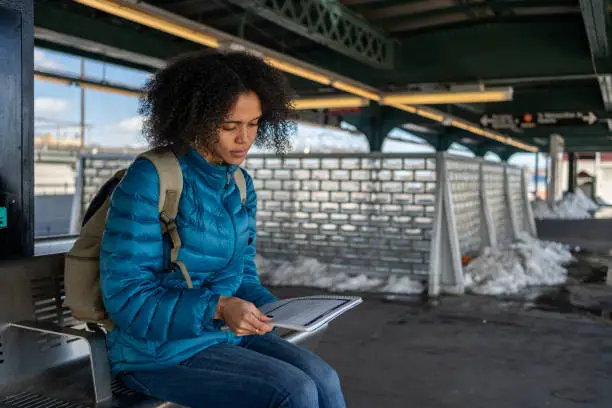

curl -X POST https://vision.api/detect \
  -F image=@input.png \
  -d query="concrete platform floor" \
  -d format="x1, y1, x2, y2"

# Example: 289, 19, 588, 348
272, 287, 612, 408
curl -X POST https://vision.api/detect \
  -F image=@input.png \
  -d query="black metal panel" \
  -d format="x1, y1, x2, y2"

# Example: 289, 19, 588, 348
0, 0, 34, 260
568, 152, 577, 193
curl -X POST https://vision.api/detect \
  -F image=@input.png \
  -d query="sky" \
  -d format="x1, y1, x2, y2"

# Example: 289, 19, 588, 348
34, 48, 151, 147
34, 47, 537, 168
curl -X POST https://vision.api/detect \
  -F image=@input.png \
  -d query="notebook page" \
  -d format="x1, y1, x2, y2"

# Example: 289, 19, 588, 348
261, 298, 350, 328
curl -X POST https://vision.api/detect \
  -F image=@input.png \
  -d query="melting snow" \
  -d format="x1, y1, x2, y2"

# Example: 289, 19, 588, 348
532, 189, 598, 219
464, 233, 573, 295
256, 255, 424, 295
256, 231, 572, 297
257, 232, 572, 297
378, 275, 426, 294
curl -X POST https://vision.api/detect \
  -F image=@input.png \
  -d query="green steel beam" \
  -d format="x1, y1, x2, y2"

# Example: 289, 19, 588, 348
35, 26, 166, 72
225, 0, 395, 69
579, 0, 612, 110
579, 0, 609, 59
352, 1, 580, 28
34, 1, 200, 62
34, 2, 324, 92
303, 20, 598, 86
598, 74, 612, 111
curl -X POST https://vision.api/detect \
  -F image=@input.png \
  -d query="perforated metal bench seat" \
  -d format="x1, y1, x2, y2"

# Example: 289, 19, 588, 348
0, 357, 171, 408
0, 324, 326, 408
0, 254, 327, 407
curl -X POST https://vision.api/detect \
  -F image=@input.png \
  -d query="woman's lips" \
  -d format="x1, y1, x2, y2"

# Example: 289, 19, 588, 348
230, 150, 248, 158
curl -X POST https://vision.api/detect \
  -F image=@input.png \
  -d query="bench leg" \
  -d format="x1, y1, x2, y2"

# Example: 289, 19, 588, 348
9, 321, 112, 407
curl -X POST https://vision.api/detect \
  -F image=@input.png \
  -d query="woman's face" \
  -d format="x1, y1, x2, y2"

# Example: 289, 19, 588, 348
205, 91, 262, 165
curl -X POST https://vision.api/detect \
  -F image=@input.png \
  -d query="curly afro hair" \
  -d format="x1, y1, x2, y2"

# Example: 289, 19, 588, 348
139, 50, 296, 155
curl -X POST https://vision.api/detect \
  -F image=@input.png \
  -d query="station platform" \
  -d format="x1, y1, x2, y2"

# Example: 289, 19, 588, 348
273, 287, 612, 408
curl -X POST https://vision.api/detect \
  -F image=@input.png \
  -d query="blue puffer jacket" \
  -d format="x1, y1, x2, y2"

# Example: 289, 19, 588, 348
100, 147, 277, 376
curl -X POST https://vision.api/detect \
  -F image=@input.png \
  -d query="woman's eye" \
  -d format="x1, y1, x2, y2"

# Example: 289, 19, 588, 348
222, 126, 238, 131
248, 123, 259, 127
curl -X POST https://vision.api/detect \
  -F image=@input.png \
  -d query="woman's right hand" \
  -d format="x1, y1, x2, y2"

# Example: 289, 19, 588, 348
215, 296, 274, 336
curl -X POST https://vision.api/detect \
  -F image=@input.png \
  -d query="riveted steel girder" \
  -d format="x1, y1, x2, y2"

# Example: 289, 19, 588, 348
226, 0, 395, 69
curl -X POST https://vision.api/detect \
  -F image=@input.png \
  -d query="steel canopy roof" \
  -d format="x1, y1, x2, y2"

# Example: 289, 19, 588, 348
32, 0, 612, 155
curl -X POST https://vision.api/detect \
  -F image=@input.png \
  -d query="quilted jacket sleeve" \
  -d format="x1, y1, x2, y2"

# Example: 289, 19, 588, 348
234, 170, 277, 308
100, 158, 220, 342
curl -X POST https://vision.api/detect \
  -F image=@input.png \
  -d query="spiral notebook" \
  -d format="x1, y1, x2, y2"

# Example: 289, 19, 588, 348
259, 295, 363, 332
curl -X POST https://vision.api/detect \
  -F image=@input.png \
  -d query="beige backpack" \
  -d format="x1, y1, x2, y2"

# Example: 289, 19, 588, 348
63, 148, 247, 329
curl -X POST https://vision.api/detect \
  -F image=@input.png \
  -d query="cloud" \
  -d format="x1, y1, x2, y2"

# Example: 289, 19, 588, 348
91, 116, 146, 147
35, 97, 69, 118
34, 49, 62, 71
107, 116, 144, 134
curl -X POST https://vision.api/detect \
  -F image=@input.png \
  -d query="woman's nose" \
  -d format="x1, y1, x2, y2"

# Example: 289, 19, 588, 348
235, 127, 248, 144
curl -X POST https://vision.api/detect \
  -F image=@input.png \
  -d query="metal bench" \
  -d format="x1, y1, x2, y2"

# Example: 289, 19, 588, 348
0, 254, 327, 407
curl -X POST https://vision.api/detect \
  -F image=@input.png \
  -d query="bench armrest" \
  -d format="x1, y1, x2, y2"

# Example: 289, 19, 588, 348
280, 324, 328, 348
9, 320, 112, 406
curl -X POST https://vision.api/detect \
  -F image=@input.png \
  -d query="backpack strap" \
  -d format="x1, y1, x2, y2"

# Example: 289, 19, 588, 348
234, 168, 247, 205
138, 148, 193, 289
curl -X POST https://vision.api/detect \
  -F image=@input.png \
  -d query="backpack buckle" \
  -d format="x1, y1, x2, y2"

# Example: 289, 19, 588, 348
159, 211, 173, 225
160, 211, 178, 237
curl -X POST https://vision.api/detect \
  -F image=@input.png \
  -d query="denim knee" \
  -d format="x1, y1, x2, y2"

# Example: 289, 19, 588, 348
299, 358, 345, 407
278, 370, 318, 408
320, 363, 341, 390
301, 356, 342, 393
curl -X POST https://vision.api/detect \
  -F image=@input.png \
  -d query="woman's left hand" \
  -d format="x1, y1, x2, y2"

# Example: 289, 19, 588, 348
215, 296, 274, 336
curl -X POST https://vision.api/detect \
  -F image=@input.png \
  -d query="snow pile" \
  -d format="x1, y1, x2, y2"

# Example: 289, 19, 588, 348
256, 255, 424, 294
378, 275, 425, 294
464, 233, 573, 295
532, 189, 599, 219
531, 200, 557, 219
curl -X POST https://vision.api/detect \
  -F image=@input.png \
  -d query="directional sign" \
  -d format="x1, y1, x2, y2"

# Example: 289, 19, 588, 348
480, 112, 599, 130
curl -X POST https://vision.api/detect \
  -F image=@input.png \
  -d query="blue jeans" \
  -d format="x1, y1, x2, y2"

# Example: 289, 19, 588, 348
119, 333, 346, 408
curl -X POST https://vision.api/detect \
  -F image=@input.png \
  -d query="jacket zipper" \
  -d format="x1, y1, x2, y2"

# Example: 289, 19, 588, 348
222, 167, 238, 272
222, 166, 239, 342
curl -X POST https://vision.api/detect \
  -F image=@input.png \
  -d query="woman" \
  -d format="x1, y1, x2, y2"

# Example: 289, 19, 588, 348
100, 50, 346, 408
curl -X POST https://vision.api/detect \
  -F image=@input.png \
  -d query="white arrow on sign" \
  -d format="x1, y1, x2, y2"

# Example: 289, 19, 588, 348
582, 112, 598, 125
479, 114, 517, 129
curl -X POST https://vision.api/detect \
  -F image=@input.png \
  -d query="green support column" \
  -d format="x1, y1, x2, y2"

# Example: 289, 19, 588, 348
474, 146, 489, 157
0, 0, 34, 260
433, 128, 467, 152
368, 103, 385, 152
435, 137, 454, 152
356, 103, 398, 152
499, 150, 514, 162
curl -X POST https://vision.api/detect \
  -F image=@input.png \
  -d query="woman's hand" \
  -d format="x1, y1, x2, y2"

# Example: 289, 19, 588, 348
215, 296, 274, 336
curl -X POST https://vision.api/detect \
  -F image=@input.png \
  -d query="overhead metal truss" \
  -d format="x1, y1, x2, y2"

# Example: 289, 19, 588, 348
225, 0, 395, 69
